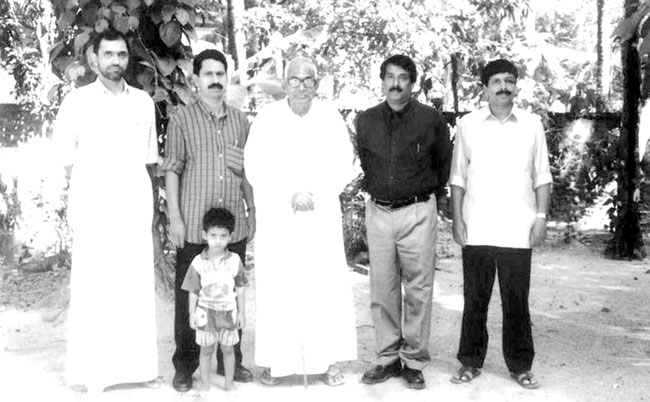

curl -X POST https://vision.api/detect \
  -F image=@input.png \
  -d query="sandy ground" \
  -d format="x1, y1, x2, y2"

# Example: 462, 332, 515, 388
1, 223, 650, 402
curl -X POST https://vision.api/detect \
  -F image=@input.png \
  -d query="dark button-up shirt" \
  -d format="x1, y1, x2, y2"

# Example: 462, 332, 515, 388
356, 99, 452, 201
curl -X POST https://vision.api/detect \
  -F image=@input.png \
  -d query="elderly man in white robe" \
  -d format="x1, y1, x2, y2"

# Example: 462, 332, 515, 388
245, 57, 358, 386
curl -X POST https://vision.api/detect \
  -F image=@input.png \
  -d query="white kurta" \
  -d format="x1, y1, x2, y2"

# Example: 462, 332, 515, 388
245, 99, 358, 377
53, 80, 159, 389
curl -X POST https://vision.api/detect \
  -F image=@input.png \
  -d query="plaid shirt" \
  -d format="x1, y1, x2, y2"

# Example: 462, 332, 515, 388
162, 99, 250, 243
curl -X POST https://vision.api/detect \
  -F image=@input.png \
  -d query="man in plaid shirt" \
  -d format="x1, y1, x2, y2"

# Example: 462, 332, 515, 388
162, 49, 255, 393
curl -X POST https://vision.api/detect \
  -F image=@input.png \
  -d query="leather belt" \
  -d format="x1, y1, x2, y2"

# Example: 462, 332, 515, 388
372, 193, 431, 210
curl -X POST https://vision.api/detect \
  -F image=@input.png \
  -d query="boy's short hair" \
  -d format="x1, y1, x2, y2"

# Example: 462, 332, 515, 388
202, 208, 235, 233
481, 59, 518, 86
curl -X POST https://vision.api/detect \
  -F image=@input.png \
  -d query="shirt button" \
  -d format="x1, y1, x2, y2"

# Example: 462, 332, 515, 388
219, 153, 223, 158
219, 176, 224, 180
218, 199, 223, 203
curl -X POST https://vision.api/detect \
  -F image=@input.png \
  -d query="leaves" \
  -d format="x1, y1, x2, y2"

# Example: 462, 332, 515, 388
95, 18, 109, 33
56, 11, 75, 31
612, 0, 650, 42
176, 8, 190, 25
73, 32, 91, 55
176, 59, 193, 77
126, 0, 142, 11
113, 14, 130, 34
127, 16, 140, 31
111, 4, 127, 14
159, 20, 182, 47
80, 2, 100, 26
154, 55, 177, 76
178, 0, 198, 7
161, 5, 176, 23
639, 34, 650, 56
174, 85, 195, 105
48, 42, 66, 63
153, 86, 169, 102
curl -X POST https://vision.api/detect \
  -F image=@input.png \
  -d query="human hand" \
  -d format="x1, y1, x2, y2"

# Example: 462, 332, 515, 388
169, 216, 186, 249
236, 311, 245, 329
529, 217, 547, 247
290, 192, 314, 212
452, 219, 467, 247
189, 314, 198, 330
246, 210, 256, 241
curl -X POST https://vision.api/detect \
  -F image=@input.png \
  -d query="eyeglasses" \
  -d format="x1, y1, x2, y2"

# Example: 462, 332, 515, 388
287, 77, 317, 88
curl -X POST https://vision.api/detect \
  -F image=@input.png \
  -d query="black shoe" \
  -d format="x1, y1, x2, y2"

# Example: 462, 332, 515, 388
216, 364, 254, 383
172, 371, 192, 393
362, 360, 403, 384
402, 367, 426, 390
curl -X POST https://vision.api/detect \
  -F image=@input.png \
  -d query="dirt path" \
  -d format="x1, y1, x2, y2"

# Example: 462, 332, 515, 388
1, 225, 649, 402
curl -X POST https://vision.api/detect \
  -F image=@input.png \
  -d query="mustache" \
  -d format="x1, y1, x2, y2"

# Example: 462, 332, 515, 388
389, 86, 403, 93
496, 90, 512, 96
208, 83, 224, 90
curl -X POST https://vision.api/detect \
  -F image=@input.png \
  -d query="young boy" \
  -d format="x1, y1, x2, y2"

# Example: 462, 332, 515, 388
181, 208, 248, 393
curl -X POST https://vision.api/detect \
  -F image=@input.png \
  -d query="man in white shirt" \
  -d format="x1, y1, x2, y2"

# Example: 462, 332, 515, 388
448, 59, 552, 390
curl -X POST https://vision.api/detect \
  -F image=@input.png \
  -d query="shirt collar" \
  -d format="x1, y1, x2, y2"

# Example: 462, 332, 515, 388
382, 98, 415, 117
200, 249, 231, 262
195, 98, 230, 121
483, 106, 520, 123
91, 78, 131, 96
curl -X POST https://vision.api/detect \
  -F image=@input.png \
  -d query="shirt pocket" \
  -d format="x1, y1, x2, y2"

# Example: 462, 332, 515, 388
225, 145, 244, 176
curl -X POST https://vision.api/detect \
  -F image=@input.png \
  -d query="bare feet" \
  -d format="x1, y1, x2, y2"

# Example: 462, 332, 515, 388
321, 366, 345, 386
191, 381, 210, 397
224, 381, 238, 392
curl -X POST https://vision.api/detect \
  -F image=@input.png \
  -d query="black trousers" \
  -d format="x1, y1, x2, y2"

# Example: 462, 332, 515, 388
456, 245, 535, 373
172, 238, 247, 376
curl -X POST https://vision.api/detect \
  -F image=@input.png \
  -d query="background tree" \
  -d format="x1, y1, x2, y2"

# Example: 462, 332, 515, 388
608, 0, 648, 259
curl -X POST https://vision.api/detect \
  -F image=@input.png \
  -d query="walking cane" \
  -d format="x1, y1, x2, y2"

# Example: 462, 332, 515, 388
294, 206, 310, 389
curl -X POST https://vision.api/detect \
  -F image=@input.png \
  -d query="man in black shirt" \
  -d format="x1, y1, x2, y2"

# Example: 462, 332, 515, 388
356, 54, 452, 390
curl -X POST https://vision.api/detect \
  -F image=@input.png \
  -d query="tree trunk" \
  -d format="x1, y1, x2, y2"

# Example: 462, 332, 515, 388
225, 0, 247, 72
451, 53, 459, 114
595, 0, 604, 108
606, 0, 646, 259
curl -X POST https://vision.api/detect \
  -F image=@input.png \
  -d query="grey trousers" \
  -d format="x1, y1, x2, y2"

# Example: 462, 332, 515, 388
365, 197, 438, 370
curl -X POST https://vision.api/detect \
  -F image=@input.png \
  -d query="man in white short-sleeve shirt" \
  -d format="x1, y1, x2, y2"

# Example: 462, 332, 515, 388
448, 59, 552, 390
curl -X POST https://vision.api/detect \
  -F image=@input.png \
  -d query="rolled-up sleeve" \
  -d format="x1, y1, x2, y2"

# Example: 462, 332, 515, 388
161, 114, 185, 175
448, 118, 468, 189
531, 120, 553, 189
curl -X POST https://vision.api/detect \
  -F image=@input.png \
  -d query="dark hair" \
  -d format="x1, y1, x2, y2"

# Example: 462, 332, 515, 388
481, 59, 518, 86
92, 29, 128, 54
380, 54, 417, 83
203, 207, 235, 233
193, 49, 228, 75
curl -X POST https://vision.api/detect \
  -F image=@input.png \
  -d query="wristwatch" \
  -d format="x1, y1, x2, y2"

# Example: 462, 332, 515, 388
535, 212, 547, 220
